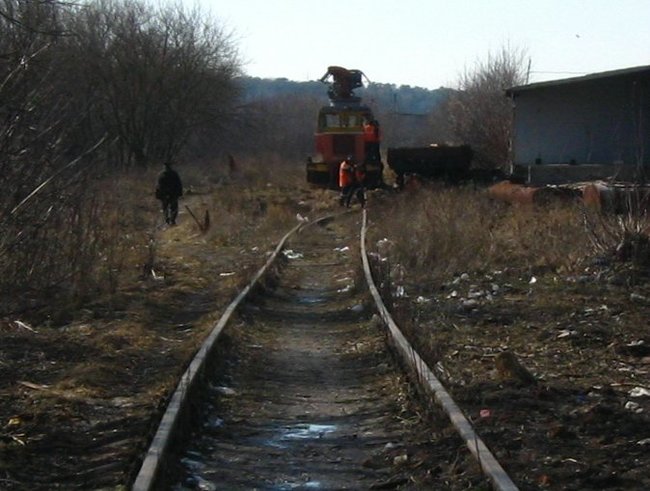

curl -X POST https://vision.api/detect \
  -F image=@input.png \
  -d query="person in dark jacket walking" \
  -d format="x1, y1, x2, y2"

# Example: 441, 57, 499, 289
155, 162, 183, 225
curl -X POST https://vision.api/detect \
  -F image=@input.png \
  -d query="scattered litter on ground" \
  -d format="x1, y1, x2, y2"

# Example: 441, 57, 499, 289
283, 249, 304, 260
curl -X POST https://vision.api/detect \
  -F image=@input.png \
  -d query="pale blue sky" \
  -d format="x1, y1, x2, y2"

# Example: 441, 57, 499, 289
181, 0, 650, 89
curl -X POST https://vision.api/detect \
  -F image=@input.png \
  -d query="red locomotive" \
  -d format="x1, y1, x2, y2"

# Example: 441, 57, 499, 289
306, 66, 384, 189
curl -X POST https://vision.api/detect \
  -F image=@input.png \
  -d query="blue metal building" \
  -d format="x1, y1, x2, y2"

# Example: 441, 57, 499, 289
507, 65, 650, 184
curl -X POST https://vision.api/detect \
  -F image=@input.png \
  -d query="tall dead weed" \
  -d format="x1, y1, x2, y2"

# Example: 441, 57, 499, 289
372, 185, 590, 285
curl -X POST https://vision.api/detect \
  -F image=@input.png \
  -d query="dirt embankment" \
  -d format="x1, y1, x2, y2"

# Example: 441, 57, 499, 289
384, 255, 650, 490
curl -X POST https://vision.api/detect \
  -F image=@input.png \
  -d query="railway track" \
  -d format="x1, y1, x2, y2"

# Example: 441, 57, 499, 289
133, 211, 517, 490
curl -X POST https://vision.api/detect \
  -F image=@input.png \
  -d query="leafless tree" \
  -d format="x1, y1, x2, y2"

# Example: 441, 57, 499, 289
239, 93, 322, 159
0, 0, 243, 311
64, 0, 242, 167
0, 0, 101, 299
448, 45, 529, 169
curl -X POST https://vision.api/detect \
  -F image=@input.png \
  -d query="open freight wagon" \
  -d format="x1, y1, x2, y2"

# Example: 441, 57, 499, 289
387, 145, 474, 188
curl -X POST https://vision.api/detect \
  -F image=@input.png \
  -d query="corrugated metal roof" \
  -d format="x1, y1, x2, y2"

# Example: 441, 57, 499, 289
506, 64, 650, 95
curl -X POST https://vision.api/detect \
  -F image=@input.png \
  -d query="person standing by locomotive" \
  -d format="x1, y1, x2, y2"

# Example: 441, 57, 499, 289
363, 118, 381, 164
338, 156, 354, 207
155, 161, 183, 225
350, 162, 367, 208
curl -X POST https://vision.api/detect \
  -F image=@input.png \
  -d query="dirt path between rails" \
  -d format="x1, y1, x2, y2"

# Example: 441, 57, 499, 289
166, 214, 488, 490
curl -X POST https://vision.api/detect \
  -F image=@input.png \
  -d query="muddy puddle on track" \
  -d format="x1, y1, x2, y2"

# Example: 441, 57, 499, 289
167, 215, 484, 490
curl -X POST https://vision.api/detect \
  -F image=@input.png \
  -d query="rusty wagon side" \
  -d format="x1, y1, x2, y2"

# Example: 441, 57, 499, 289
387, 145, 473, 188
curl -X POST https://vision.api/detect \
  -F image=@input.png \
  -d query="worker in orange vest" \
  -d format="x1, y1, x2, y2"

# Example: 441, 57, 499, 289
339, 155, 355, 207
363, 119, 381, 164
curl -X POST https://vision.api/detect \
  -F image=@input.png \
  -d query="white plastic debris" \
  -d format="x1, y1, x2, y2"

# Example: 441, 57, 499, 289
206, 416, 224, 429
393, 454, 408, 465
624, 401, 643, 413
468, 290, 484, 299
630, 292, 649, 303
629, 387, 650, 398
214, 386, 237, 396
14, 320, 36, 332
283, 249, 303, 260
557, 330, 577, 339
461, 299, 479, 309
395, 285, 407, 298
194, 476, 217, 491
529, 276, 538, 284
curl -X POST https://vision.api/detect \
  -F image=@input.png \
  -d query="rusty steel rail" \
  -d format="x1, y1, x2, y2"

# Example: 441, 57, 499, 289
134, 208, 517, 490
360, 210, 519, 491
132, 214, 338, 491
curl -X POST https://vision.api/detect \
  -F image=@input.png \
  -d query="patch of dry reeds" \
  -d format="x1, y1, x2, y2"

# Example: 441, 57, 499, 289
0, 153, 326, 319
371, 185, 590, 285
581, 191, 650, 269
0, 168, 158, 316
190, 155, 312, 247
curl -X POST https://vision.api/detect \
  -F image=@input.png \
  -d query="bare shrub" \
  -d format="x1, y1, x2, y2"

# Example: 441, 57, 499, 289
0, 0, 243, 314
0, 0, 100, 310
582, 197, 650, 269
65, 0, 242, 167
448, 45, 528, 169
0, 170, 155, 314
241, 94, 323, 160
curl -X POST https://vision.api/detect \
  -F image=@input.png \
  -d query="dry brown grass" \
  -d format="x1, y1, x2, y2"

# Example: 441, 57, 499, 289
0, 169, 159, 317
372, 184, 591, 285
179, 156, 309, 247
0, 154, 316, 319
581, 204, 650, 269
366, 184, 650, 490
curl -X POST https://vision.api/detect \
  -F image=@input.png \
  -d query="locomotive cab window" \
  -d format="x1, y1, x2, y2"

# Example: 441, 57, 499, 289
324, 114, 339, 128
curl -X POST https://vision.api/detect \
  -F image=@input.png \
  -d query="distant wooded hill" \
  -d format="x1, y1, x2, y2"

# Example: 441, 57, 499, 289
227, 77, 457, 160
240, 76, 454, 116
